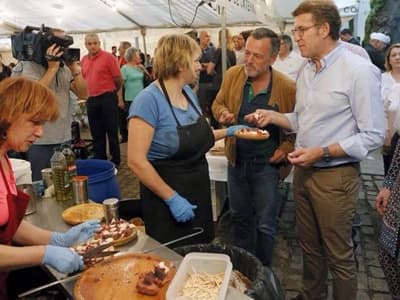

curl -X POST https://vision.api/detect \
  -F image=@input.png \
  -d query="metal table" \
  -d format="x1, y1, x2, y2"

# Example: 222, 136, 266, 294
24, 197, 182, 298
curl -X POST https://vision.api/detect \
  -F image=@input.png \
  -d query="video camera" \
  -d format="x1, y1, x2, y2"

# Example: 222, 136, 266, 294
11, 24, 80, 66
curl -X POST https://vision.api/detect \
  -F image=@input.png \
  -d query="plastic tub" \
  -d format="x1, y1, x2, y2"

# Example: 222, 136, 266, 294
166, 252, 232, 300
76, 159, 121, 203
174, 243, 285, 300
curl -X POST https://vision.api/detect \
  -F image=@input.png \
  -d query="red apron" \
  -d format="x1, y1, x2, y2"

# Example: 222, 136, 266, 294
0, 163, 30, 299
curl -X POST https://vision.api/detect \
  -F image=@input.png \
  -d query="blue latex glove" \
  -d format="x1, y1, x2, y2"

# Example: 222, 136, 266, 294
165, 192, 197, 222
226, 125, 248, 137
49, 219, 101, 247
42, 245, 84, 274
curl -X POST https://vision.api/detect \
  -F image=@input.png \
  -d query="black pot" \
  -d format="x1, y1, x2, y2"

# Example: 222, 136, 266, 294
118, 198, 142, 220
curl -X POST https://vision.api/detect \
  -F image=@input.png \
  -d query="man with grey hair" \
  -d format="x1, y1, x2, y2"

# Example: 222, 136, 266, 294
212, 27, 296, 266
81, 33, 122, 167
273, 33, 305, 80
247, 1, 385, 298
197, 30, 216, 118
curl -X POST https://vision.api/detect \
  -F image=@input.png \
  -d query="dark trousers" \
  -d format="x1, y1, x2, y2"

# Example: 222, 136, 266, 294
86, 92, 120, 166
118, 101, 131, 141
383, 133, 400, 175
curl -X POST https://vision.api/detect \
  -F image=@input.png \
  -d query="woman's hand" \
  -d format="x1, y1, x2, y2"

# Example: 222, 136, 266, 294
375, 187, 391, 215
165, 192, 197, 222
49, 220, 101, 247
42, 246, 84, 274
218, 111, 235, 125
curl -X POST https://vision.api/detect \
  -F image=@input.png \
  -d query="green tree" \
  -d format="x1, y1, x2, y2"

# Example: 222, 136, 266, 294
364, 0, 400, 44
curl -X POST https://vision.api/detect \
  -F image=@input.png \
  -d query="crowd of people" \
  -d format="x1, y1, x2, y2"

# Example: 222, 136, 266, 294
1, 0, 400, 299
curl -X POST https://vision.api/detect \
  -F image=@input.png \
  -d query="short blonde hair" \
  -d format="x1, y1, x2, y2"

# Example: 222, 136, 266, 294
153, 34, 201, 80
0, 77, 59, 144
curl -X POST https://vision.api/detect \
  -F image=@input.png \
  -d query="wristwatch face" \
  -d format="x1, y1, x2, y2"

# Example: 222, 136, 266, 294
323, 147, 331, 162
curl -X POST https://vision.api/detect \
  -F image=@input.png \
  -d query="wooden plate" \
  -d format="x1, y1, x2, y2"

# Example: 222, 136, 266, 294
74, 253, 176, 300
234, 128, 270, 140
62, 203, 104, 225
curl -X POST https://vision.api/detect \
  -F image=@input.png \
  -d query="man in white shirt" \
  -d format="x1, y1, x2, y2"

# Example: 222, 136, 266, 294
273, 34, 304, 80
246, 1, 385, 299
232, 33, 245, 64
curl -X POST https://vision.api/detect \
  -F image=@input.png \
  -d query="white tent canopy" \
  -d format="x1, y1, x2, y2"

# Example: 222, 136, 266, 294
0, 0, 366, 59
0, 0, 269, 36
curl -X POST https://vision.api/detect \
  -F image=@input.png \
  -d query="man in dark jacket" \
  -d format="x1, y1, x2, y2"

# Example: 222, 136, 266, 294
340, 28, 360, 45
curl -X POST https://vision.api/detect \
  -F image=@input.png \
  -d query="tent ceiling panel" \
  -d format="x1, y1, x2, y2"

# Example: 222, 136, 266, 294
0, 0, 268, 36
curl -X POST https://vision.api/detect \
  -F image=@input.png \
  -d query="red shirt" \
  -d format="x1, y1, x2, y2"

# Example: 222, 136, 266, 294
81, 49, 121, 97
118, 56, 127, 67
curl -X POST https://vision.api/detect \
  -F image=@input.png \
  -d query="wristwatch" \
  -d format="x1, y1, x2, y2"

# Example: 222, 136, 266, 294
322, 147, 331, 162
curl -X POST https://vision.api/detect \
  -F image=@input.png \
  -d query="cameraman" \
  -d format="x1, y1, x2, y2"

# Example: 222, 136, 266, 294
12, 28, 88, 181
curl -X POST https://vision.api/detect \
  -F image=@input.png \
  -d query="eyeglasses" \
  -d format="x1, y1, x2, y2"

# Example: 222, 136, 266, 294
291, 24, 319, 37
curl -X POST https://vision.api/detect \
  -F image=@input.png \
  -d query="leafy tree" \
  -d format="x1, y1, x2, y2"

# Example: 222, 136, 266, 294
364, 0, 400, 44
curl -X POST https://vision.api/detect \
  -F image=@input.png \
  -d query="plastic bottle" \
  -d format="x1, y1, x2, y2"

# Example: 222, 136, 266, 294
50, 147, 71, 202
62, 144, 77, 179
62, 144, 77, 204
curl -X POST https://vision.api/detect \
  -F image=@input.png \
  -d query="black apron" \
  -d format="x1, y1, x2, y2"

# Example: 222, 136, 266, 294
140, 81, 215, 247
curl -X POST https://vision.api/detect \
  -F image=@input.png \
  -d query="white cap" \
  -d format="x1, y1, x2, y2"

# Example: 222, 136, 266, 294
370, 32, 391, 45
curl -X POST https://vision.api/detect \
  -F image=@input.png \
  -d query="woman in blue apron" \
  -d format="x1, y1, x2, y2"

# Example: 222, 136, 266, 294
127, 34, 244, 247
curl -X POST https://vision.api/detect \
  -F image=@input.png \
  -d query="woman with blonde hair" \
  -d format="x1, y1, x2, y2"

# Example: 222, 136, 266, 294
127, 34, 244, 246
0, 77, 99, 298
381, 43, 400, 174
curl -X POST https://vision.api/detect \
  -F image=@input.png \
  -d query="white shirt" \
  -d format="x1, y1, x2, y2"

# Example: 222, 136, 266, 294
285, 44, 385, 166
382, 72, 398, 99
273, 51, 305, 80
382, 72, 400, 136
234, 48, 245, 65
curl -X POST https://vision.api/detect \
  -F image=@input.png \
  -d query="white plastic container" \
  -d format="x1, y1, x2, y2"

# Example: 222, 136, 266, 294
166, 252, 233, 300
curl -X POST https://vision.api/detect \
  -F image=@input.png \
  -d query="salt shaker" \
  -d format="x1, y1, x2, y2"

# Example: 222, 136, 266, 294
72, 176, 89, 204
103, 198, 119, 224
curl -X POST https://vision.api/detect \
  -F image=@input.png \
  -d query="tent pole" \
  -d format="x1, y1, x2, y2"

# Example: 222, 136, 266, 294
140, 27, 148, 67
221, 5, 227, 80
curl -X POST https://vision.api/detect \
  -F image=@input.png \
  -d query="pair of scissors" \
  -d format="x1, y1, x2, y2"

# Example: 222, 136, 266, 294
83, 241, 119, 260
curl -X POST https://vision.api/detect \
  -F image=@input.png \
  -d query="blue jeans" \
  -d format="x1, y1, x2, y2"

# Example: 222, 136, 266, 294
228, 161, 279, 266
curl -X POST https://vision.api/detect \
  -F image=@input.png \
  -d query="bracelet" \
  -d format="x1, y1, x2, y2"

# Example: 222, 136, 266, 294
72, 72, 81, 77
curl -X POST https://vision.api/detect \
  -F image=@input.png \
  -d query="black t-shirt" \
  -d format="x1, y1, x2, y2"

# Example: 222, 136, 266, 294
199, 45, 216, 83
0, 64, 11, 82
364, 44, 386, 72
210, 48, 236, 90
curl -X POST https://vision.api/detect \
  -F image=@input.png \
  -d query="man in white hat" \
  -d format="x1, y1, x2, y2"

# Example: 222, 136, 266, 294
364, 32, 391, 71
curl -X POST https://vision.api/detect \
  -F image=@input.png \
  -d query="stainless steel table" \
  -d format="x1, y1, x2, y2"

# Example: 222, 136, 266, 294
24, 197, 182, 298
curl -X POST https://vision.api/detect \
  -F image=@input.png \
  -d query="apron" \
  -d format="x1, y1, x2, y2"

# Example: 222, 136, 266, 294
0, 162, 30, 299
140, 81, 215, 247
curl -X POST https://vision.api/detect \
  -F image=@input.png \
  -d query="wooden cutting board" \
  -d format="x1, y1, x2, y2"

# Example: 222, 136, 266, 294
62, 203, 104, 225
74, 253, 176, 300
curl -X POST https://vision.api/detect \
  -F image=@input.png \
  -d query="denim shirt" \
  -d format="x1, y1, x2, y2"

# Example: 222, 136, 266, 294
285, 44, 385, 166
